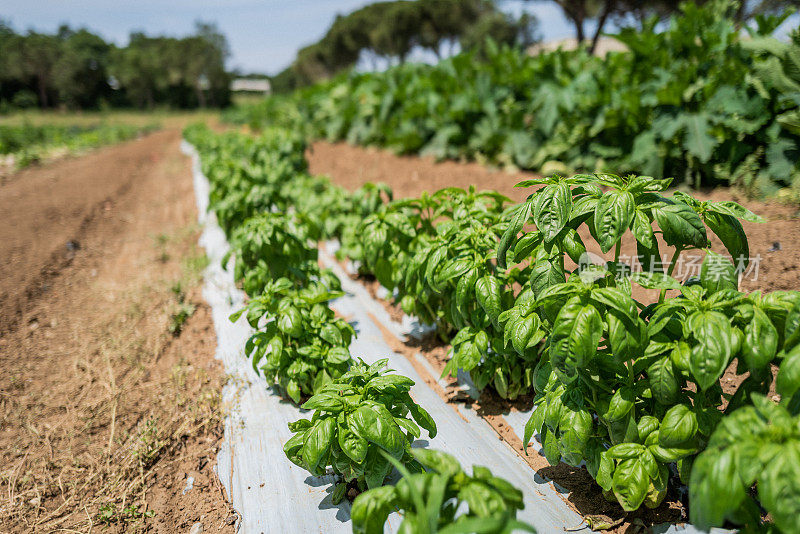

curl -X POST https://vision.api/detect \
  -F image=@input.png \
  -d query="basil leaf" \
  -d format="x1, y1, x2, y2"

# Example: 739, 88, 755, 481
776, 346, 800, 399
550, 300, 603, 374
338, 416, 369, 463
533, 182, 572, 243
349, 404, 406, 460
497, 201, 531, 269
688, 311, 732, 391
632, 208, 655, 249
612, 458, 649, 512
594, 189, 635, 253
700, 251, 737, 295
742, 307, 778, 374
659, 404, 698, 448
351, 486, 396, 534
653, 202, 707, 249
704, 211, 749, 268
648, 357, 679, 405
301, 417, 335, 475
475, 275, 503, 329
689, 447, 748, 529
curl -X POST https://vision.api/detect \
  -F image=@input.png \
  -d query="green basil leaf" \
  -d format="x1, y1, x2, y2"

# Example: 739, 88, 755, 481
630, 271, 682, 290
632, 208, 655, 249
742, 307, 778, 374
283, 430, 307, 467
301, 417, 335, 475
612, 458, 649, 512
562, 227, 587, 264
498, 201, 531, 269
594, 189, 635, 253
704, 211, 749, 268
278, 306, 303, 338
338, 416, 369, 463
648, 357, 679, 405
709, 201, 764, 223
475, 275, 503, 328
363, 446, 392, 489
689, 447, 748, 529
776, 346, 800, 399
533, 182, 572, 243
688, 311, 733, 391
302, 392, 345, 413
351, 485, 397, 534
606, 443, 646, 460
402, 393, 438, 439
349, 404, 406, 459
558, 406, 593, 465
653, 202, 707, 249
409, 449, 461, 477
542, 427, 562, 465
513, 231, 542, 264
550, 300, 603, 373
659, 404, 698, 448
700, 251, 737, 295
758, 442, 800, 532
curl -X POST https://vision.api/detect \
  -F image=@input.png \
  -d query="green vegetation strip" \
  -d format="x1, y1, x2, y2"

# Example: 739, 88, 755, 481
185, 124, 536, 532
229, 1, 800, 197
0, 122, 158, 169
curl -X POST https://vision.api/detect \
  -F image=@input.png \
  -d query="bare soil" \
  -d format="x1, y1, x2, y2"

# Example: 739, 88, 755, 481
0, 130, 234, 533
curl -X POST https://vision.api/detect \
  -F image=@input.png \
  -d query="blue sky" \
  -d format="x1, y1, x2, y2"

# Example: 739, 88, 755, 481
3, 1, 795, 75
1, 0, 577, 75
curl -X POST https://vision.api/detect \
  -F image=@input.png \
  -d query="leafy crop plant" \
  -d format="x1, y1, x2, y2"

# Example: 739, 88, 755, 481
351, 449, 535, 534
495, 172, 800, 515
284, 359, 436, 500
231, 278, 354, 403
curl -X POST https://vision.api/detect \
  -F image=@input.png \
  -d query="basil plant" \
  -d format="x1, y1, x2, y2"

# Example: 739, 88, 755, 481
284, 359, 437, 501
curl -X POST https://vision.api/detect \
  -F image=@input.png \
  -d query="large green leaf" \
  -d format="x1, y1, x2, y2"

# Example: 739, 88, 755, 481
594, 189, 635, 253
653, 202, 707, 249
688, 311, 732, 391
349, 404, 406, 459
533, 182, 572, 243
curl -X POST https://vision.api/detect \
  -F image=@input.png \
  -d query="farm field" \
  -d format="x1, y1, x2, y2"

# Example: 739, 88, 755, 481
2, 0, 800, 532
0, 111, 798, 532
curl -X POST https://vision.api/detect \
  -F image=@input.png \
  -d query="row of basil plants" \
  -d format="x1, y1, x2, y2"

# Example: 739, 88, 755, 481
354, 165, 800, 530
186, 123, 800, 532
184, 123, 537, 533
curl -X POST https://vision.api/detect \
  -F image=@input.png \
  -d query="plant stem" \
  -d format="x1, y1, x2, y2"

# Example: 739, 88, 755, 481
614, 240, 622, 264
658, 247, 683, 303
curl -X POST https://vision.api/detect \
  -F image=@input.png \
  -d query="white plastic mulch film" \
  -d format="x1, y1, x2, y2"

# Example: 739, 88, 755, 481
182, 141, 718, 534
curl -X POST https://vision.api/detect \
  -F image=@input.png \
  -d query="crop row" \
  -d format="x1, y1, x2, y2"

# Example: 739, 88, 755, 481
185, 124, 536, 533
0, 122, 158, 169
185, 122, 800, 532
227, 1, 800, 197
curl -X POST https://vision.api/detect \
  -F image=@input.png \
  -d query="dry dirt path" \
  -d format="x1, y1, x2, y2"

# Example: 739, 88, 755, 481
0, 130, 234, 533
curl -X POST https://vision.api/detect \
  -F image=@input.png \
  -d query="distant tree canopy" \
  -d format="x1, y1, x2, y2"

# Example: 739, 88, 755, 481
271, 0, 540, 93
0, 21, 232, 110
523, 0, 800, 54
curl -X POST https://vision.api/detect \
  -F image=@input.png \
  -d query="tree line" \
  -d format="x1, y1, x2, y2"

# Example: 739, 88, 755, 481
0, 21, 232, 110
271, 0, 540, 92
